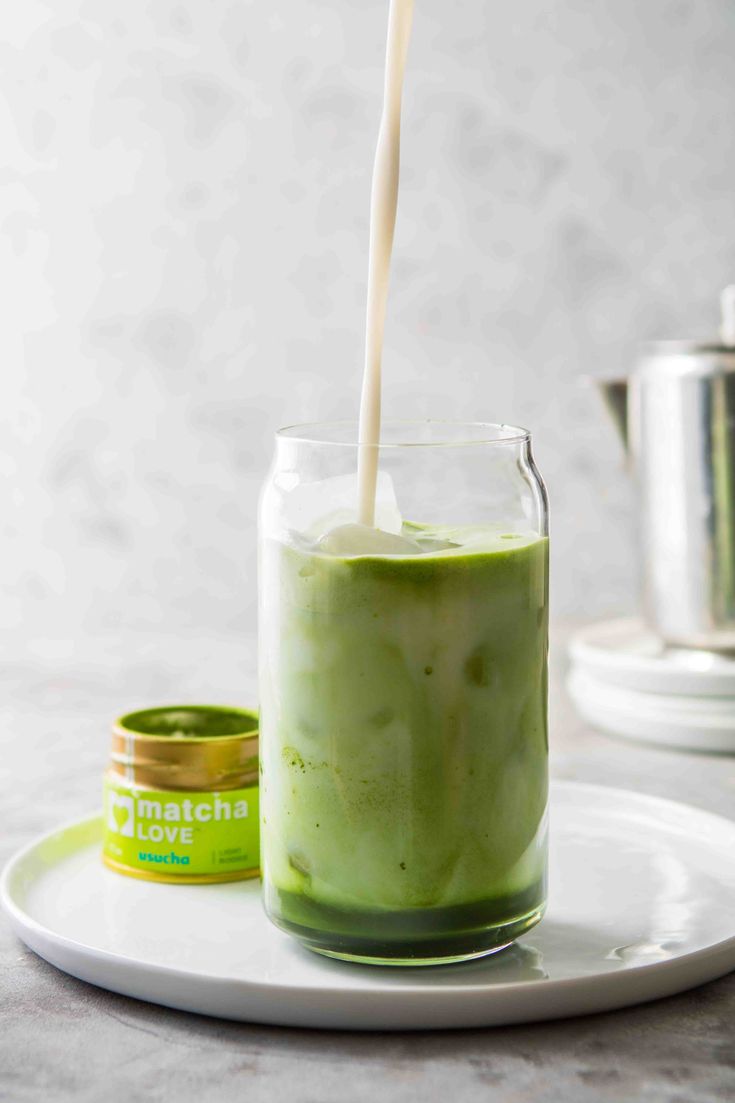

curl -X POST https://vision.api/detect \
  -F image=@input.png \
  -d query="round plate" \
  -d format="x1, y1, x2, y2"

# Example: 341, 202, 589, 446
568, 670, 735, 754
569, 618, 735, 697
2, 782, 735, 1031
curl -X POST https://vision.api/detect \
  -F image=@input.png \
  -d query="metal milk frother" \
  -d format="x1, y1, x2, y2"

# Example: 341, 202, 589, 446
598, 287, 735, 651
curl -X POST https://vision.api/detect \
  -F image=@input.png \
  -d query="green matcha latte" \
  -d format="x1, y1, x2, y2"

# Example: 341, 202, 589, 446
259, 521, 549, 964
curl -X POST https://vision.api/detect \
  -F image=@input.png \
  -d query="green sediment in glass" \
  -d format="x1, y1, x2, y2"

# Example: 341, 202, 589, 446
267, 881, 546, 963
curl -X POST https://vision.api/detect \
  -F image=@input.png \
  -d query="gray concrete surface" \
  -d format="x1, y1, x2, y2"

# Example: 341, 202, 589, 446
1, 624, 734, 1103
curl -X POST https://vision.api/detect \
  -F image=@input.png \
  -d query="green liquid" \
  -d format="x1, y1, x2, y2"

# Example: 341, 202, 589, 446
259, 526, 549, 964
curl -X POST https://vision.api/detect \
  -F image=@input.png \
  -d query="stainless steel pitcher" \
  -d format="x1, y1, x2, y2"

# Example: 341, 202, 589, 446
597, 290, 735, 651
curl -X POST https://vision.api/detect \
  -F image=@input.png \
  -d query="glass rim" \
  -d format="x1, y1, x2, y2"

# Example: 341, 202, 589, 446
275, 419, 531, 449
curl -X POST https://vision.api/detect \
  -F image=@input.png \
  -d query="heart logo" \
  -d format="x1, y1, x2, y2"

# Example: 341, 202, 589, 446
114, 804, 129, 829
107, 790, 134, 837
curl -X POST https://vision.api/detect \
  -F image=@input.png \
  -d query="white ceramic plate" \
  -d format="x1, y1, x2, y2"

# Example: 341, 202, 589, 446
569, 618, 735, 697
568, 669, 735, 754
3, 782, 734, 1031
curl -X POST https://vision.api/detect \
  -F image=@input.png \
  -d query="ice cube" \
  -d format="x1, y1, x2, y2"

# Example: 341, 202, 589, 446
315, 523, 422, 557
272, 471, 403, 539
400, 522, 460, 554
413, 535, 461, 553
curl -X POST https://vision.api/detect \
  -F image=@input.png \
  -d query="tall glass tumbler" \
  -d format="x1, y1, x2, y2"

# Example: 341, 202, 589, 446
258, 421, 549, 965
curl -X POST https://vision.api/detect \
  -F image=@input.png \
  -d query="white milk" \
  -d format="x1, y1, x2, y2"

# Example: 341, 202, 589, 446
356, 0, 415, 527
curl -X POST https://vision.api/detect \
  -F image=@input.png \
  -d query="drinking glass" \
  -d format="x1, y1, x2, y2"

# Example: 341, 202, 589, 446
258, 420, 549, 965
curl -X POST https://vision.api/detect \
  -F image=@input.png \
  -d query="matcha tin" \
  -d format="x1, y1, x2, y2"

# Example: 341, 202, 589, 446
103, 705, 259, 884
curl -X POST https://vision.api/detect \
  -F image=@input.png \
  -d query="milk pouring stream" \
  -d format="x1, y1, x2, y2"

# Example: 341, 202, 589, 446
356, 0, 415, 527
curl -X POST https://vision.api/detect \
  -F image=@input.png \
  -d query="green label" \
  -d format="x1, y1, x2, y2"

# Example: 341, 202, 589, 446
103, 777, 259, 877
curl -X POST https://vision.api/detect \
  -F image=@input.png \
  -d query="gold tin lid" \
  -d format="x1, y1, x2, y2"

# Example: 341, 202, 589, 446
110, 705, 259, 792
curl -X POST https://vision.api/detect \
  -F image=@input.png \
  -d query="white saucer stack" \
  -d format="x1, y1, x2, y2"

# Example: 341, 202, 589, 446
568, 619, 735, 754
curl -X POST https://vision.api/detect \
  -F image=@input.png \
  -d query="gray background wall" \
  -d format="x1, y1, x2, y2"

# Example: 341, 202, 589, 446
5, 0, 735, 643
